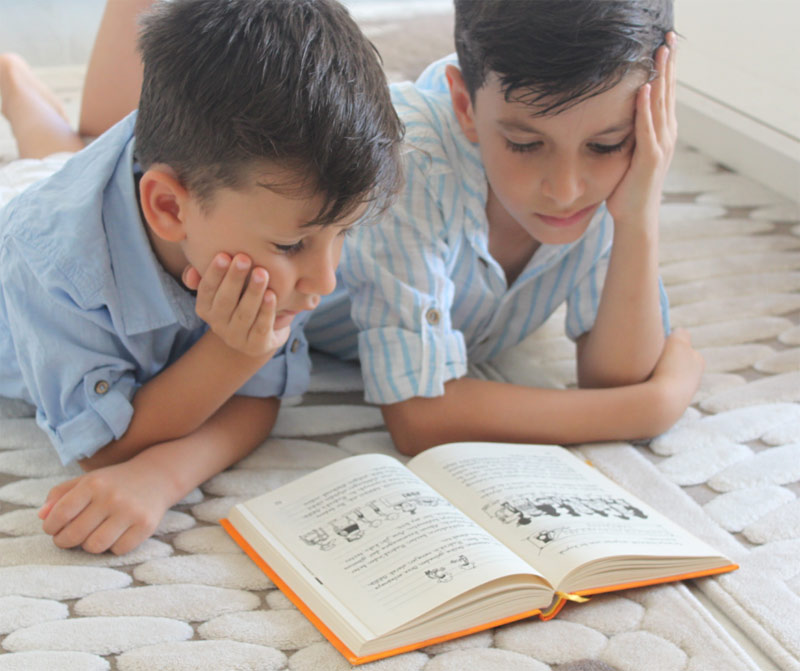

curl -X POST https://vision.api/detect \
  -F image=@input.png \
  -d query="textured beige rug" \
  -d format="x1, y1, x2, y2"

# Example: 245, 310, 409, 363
2, 11, 800, 671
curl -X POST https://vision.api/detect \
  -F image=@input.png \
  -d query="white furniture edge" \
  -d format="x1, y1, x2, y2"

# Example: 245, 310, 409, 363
677, 83, 800, 205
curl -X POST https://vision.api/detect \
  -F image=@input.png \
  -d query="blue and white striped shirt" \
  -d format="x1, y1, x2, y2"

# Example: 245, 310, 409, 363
306, 55, 669, 405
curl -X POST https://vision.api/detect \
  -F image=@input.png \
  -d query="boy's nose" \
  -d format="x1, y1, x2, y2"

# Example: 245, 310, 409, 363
542, 157, 585, 207
298, 249, 338, 300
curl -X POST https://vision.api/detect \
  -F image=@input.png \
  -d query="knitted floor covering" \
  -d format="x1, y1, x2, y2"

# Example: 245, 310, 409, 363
1, 11, 799, 671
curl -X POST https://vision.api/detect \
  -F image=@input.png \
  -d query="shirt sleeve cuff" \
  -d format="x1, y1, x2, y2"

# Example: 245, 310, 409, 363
43, 368, 136, 466
357, 324, 467, 404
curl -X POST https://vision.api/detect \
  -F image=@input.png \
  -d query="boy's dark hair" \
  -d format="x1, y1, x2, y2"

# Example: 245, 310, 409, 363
135, 0, 403, 225
454, 0, 673, 116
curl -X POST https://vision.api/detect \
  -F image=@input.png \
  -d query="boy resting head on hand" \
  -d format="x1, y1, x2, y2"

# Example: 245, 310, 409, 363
0, 0, 402, 553
306, 0, 704, 455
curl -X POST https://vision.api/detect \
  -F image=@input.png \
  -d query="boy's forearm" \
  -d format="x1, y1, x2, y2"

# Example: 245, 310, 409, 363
382, 376, 679, 456
120, 395, 280, 504
577, 226, 665, 387
81, 330, 270, 470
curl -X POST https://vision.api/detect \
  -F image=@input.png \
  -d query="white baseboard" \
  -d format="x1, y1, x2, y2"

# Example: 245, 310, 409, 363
676, 83, 800, 204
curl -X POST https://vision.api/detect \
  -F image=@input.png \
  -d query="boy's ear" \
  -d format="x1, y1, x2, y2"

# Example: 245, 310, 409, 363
445, 64, 479, 144
138, 167, 190, 242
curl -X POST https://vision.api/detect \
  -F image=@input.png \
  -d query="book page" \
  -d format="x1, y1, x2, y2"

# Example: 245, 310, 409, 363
237, 454, 544, 637
408, 443, 725, 589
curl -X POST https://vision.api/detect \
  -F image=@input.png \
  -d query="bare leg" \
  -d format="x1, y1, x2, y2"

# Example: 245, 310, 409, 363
79, 0, 155, 138
0, 53, 84, 159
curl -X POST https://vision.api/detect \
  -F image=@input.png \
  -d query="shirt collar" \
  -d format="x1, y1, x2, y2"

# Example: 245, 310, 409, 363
103, 124, 203, 336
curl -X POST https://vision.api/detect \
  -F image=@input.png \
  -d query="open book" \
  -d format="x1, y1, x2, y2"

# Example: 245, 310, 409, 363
221, 442, 737, 665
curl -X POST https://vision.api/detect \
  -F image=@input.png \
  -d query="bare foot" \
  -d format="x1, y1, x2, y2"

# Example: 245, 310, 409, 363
0, 53, 69, 123
0, 52, 83, 158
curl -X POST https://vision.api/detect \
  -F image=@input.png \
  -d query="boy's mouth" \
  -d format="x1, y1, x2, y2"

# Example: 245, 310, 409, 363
536, 204, 597, 228
274, 310, 298, 329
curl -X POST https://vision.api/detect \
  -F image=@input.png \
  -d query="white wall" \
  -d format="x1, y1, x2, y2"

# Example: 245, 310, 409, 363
675, 0, 800, 202
0, 1, 105, 66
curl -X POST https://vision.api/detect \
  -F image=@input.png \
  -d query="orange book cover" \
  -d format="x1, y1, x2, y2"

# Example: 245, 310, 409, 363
220, 518, 737, 665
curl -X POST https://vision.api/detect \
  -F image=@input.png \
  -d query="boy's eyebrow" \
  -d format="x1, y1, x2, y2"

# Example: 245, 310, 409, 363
592, 122, 634, 136
498, 118, 633, 136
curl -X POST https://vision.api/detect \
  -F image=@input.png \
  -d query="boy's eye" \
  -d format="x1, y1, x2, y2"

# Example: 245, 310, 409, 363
505, 139, 543, 154
588, 137, 630, 155
274, 240, 305, 255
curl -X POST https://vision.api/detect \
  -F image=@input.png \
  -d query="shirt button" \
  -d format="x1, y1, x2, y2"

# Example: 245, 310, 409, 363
425, 308, 441, 326
290, 339, 301, 353
94, 380, 110, 395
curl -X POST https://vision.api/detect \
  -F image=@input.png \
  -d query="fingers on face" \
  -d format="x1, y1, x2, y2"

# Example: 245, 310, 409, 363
212, 254, 252, 319
658, 33, 679, 128
666, 33, 678, 133
650, 45, 670, 131
198, 254, 280, 336
642, 36, 677, 155
195, 252, 232, 315
233, 266, 269, 333
181, 265, 201, 291
636, 83, 656, 144
655, 45, 669, 104
248, 288, 278, 349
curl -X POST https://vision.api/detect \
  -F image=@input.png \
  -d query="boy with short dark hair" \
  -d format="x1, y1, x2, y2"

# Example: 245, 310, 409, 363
0, 0, 402, 553
306, 0, 705, 455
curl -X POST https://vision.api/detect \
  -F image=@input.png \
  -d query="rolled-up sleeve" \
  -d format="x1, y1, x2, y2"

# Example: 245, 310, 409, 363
342, 157, 468, 405
1, 240, 137, 465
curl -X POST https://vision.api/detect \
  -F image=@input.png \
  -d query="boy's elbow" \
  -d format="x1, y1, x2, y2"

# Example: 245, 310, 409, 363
393, 437, 425, 457
380, 400, 441, 457
577, 358, 655, 389
576, 335, 661, 389
578, 370, 649, 390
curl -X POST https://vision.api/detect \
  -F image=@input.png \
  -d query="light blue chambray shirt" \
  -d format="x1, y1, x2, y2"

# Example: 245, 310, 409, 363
306, 55, 670, 405
0, 113, 311, 465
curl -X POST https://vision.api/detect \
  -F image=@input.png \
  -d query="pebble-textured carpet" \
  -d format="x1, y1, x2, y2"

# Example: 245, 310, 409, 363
1, 11, 799, 671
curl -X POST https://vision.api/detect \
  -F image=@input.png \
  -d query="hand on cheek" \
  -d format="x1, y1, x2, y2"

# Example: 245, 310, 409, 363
182, 264, 202, 291
194, 252, 291, 358
606, 32, 677, 231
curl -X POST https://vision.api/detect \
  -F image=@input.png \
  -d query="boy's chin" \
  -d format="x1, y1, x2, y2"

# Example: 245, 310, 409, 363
522, 223, 590, 247
528, 211, 596, 245
536, 226, 590, 244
